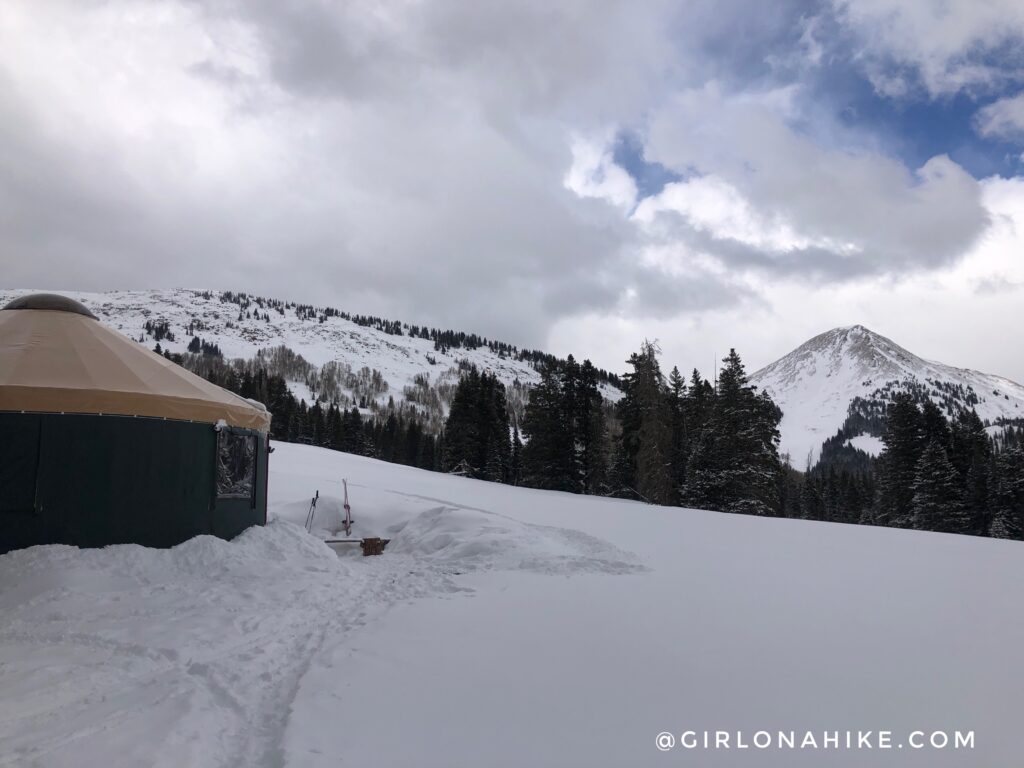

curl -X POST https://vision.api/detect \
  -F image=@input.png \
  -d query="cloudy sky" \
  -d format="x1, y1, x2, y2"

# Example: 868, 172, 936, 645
3, 1, 1024, 381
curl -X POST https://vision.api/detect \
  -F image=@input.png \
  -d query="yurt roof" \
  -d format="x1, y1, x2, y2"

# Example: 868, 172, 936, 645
0, 295, 271, 432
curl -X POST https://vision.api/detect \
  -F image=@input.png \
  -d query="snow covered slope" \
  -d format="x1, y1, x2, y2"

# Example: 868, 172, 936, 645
2, 443, 1023, 767
751, 325, 1024, 465
0, 288, 620, 413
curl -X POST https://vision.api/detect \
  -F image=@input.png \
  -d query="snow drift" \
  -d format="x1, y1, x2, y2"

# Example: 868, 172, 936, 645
388, 505, 645, 576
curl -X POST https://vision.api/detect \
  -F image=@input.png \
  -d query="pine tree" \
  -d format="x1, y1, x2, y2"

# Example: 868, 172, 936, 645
683, 368, 713, 441
920, 400, 951, 447
520, 365, 574, 491
575, 359, 607, 493
989, 446, 1024, 540
510, 424, 523, 486
632, 342, 673, 505
875, 393, 924, 528
667, 366, 688, 502
949, 409, 992, 536
310, 401, 325, 447
911, 440, 968, 533
443, 368, 483, 475
442, 367, 511, 482
799, 473, 822, 520
684, 350, 782, 515
610, 352, 644, 497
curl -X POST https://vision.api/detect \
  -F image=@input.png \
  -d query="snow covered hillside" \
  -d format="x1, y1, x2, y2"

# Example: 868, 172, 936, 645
2, 443, 1022, 767
751, 325, 1024, 465
0, 288, 620, 415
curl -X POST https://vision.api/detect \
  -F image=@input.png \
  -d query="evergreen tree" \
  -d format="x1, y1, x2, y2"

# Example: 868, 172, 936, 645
911, 440, 968, 533
510, 424, 523, 486
778, 465, 804, 520
949, 409, 993, 536
989, 446, 1024, 539
609, 352, 644, 497
632, 342, 673, 505
310, 401, 325, 447
799, 474, 823, 520
667, 366, 688, 502
442, 367, 511, 482
574, 359, 608, 494
837, 471, 868, 524
443, 368, 483, 474
340, 408, 365, 454
920, 400, 951, 447
875, 394, 924, 528
683, 368, 714, 445
520, 365, 574, 490
684, 350, 782, 516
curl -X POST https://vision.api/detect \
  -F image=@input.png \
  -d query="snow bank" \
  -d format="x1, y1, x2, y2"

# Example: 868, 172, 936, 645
0, 521, 350, 768
0, 519, 339, 607
388, 505, 645, 576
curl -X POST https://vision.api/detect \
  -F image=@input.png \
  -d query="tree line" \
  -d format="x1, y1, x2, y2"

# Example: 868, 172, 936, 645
438, 342, 785, 518
435, 342, 1022, 541
160, 333, 1023, 542
780, 397, 1023, 539
870, 396, 1021, 538
159, 348, 442, 472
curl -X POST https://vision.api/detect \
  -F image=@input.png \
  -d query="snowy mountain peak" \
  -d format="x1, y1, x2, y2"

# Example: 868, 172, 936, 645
752, 326, 1024, 466
756, 325, 927, 393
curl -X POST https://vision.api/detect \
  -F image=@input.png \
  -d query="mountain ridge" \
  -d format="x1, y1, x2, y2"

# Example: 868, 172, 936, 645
0, 288, 621, 430
4, 288, 1021, 467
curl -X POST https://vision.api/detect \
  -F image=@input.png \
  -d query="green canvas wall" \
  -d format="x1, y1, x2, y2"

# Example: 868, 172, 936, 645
0, 412, 267, 553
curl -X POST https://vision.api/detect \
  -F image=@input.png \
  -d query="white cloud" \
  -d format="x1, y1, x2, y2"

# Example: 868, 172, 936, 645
564, 135, 638, 211
633, 174, 852, 253
833, 0, 1024, 97
975, 92, 1024, 140
641, 84, 988, 277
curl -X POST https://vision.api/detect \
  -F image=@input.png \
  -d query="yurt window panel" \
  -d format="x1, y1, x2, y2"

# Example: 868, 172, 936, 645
216, 430, 256, 499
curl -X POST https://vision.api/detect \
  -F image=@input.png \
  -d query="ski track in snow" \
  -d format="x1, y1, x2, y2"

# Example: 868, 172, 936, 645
0, 481, 642, 768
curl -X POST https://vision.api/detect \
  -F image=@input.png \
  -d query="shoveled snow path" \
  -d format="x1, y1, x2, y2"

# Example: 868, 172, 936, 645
0, 525, 465, 768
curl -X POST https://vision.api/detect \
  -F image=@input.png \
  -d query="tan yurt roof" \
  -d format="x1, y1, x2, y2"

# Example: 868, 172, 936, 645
0, 294, 270, 432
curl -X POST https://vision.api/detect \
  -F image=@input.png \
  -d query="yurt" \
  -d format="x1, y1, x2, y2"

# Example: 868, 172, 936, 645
0, 293, 271, 554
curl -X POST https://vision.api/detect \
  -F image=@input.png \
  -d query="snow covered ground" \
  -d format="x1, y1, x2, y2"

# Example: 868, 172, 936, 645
2, 442, 1023, 767
846, 432, 886, 456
